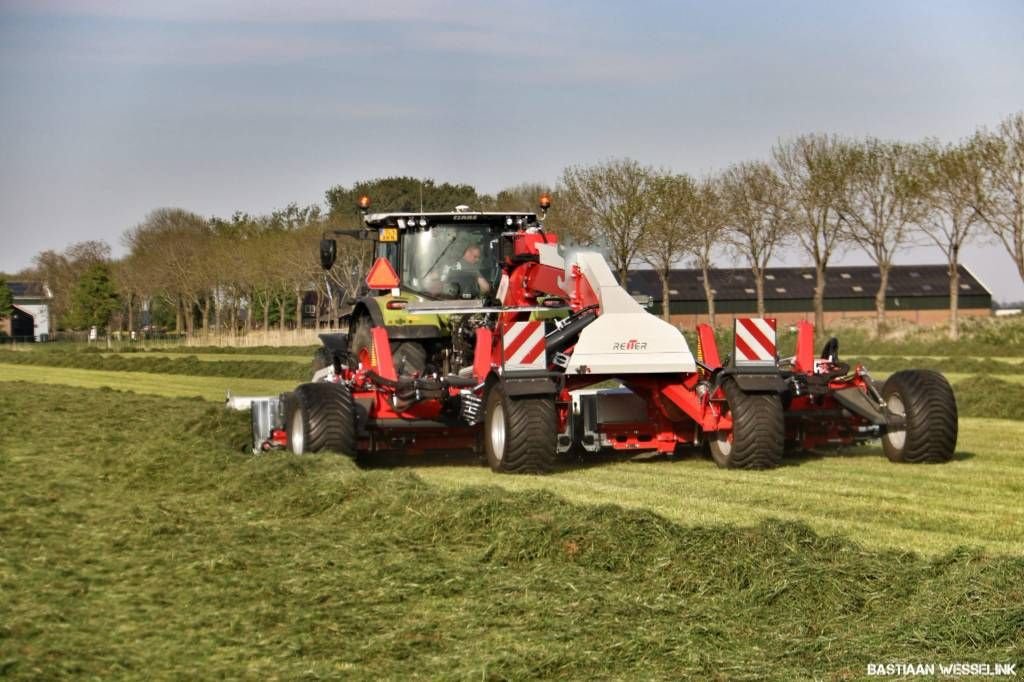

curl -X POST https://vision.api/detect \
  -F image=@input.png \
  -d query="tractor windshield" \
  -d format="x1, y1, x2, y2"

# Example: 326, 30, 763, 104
401, 224, 501, 299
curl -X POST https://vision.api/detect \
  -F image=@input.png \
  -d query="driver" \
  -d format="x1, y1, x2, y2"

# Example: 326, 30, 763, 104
451, 244, 491, 295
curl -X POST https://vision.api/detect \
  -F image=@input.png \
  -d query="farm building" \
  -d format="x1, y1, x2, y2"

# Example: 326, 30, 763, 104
626, 264, 992, 327
1, 281, 53, 341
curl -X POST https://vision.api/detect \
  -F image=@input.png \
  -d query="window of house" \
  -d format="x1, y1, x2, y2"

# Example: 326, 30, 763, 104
765, 274, 775, 280
775, 287, 786, 293
852, 285, 863, 292
840, 273, 852, 279
802, 273, 813, 280
744, 288, 755, 294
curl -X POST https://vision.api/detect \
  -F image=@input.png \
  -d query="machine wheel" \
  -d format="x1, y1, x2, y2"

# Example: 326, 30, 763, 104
708, 378, 784, 469
285, 382, 356, 455
881, 370, 957, 463
483, 385, 556, 474
350, 315, 427, 377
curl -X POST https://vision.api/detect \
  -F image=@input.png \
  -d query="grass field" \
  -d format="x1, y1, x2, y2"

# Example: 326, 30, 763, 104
2, 341, 1023, 678
2, 383, 1021, 679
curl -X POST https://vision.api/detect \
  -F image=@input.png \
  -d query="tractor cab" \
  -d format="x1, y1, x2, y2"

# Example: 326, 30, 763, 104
363, 209, 540, 300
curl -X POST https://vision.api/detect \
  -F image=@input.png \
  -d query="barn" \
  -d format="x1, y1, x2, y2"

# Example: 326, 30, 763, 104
626, 264, 992, 327
1, 282, 53, 341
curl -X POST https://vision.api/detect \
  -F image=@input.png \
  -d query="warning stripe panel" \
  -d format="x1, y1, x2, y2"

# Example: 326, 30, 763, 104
734, 317, 776, 363
505, 321, 546, 369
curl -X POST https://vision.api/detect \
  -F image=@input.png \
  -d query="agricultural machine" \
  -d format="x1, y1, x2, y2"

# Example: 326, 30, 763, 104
233, 196, 958, 473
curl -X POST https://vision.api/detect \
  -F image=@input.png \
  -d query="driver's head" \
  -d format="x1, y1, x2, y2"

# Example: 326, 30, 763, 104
462, 244, 481, 264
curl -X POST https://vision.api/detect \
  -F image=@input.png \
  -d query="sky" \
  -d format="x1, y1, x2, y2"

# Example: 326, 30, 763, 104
1, 0, 1023, 300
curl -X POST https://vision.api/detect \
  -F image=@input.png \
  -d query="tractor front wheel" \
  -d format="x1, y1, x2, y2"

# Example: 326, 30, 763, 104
484, 385, 556, 474
350, 315, 427, 377
881, 370, 957, 463
285, 382, 357, 455
708, 378, 784, 469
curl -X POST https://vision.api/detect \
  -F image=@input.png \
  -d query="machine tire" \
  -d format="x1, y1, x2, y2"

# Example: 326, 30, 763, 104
484, 384, 556, 474
881, 370, 957, 463
392, 341, 427, 377
708, 378, 784, 469
285, 382, 356, 455
350, 315, 427, 377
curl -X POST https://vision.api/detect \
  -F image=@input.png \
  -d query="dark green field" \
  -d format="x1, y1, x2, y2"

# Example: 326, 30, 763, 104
2, 339, 1023, 678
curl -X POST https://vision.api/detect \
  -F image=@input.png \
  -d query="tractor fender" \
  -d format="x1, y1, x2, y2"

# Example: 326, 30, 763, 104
349, 297, 445, 341
487, 370, 559, 397
724, 372, 786, 394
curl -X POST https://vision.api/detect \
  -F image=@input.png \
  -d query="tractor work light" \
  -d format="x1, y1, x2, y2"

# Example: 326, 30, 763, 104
539, 193, 552, 209
358, 195, 371, 211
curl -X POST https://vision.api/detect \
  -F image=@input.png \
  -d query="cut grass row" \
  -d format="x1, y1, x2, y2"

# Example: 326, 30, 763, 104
4, 361, 1024, 420
0, 364, 296, 401
1, 383, 1021, 678
0, 352, 308, 381
415, 415, 1024, 556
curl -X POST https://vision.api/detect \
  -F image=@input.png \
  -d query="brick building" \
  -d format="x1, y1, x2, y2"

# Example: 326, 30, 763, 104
626, 264, 991, 327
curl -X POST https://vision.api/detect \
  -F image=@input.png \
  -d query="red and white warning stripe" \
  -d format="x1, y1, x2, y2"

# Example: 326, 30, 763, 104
734, 317, 777, 364
504, 321, 546, 370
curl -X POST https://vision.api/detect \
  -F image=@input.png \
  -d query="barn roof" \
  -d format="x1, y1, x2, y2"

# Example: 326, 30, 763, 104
6, 281, 52, 300
624, 265, 989, 302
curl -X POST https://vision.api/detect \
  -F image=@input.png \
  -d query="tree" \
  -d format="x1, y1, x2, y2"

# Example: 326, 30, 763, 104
639, 173, 700, 322
326, 177, 485, 218
976, 112, 1024, 284
689, 178, 728, 327
917, 139, 986, 340
29, 240, 111, 330
773, 134, 853, 330
0, 276, 13, 321
720, 161, 791, 317
68, 262, 120, 330
560, 158, 659, 285
838, 139, 925, 334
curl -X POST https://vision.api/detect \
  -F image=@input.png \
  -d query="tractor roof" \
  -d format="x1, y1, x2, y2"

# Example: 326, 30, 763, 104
363, 211, 539, 228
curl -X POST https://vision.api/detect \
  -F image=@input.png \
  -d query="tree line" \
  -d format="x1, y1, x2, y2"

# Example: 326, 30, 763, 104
6, 111, 1022, 340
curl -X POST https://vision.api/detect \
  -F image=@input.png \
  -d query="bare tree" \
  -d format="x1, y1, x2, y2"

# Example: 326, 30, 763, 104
976, 112, 1024, 284
560, 158, 659, 285
773, 134, 853, 330
720, 161, 791, 316
838, 139, 924, 334
638, 174, 700, 322
917, 139, 986, 339
689, 177, 728, 327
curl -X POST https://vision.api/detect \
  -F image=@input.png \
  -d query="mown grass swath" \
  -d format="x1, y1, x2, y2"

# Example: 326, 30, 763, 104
2, 383, 1023, 678
0, 350, 308, 381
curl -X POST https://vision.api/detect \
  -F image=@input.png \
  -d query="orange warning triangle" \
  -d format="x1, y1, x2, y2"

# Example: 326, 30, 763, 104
365, 257, 400, 290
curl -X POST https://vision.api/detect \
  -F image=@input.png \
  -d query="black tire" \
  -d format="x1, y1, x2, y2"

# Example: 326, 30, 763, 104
350, 315, 427, 377
881, 370, 957, 463
708, 378, 784, 469
483, 384, 556, 474
285, 382, 357, 455
392, 341, 427, 376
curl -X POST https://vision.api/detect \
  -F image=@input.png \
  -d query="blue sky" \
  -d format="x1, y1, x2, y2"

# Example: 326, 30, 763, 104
1, 0, 1023, 299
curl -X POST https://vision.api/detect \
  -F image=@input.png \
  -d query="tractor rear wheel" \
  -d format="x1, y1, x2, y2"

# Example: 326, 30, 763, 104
484, 384, 556, 474
708, 378, 784, 469
881, 370, 957, 463
350, 316, 427, 377
285, 382, 356, 455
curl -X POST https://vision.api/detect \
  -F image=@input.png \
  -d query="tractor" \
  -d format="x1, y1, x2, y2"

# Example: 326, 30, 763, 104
233, 195, 958, 472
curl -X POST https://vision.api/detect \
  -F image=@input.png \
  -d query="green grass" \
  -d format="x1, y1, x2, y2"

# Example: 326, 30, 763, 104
0, 352, 308, 381
98, 351, 310, 363
0, 363, 296, 401
2, 383, 1022, 679
415, 416, 1024, 555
